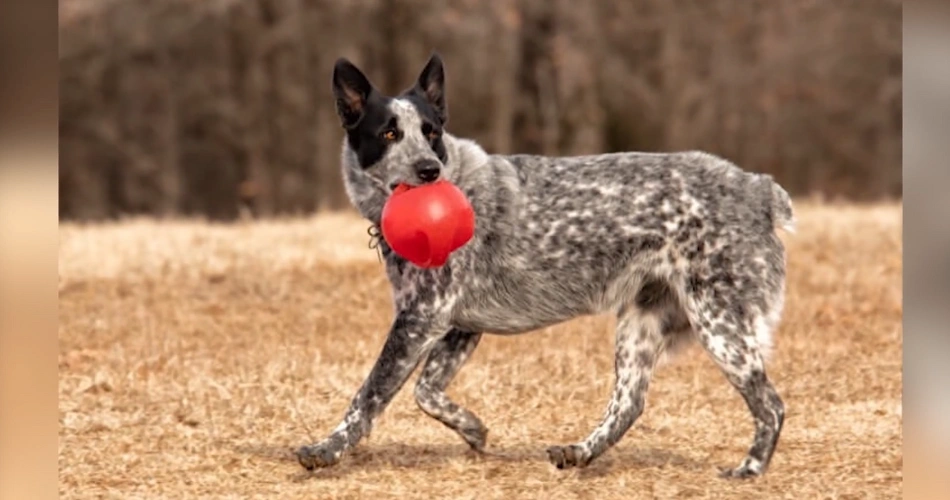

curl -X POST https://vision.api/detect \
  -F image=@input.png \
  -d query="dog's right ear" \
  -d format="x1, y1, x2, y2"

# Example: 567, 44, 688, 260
332, 58, 374, 129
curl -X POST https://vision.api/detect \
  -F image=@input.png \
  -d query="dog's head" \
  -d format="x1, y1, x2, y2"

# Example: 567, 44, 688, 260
332, 53, 453, 221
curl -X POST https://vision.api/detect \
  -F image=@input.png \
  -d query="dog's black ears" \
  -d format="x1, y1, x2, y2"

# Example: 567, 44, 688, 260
413, 52, 448, 124
332, 58, 374, 129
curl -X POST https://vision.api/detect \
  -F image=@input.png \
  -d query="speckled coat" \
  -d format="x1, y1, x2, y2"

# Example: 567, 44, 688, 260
297, 53, 795, 479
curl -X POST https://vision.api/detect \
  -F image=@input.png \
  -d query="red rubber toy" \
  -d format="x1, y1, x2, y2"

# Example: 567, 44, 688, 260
380, 180, 475, 268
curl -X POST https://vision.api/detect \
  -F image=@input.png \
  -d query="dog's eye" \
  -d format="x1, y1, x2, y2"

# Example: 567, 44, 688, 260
381, 130, 397, 141
423, 124, 441, 140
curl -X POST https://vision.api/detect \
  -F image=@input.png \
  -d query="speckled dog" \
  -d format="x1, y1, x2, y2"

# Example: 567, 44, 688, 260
296, 53, 795, 478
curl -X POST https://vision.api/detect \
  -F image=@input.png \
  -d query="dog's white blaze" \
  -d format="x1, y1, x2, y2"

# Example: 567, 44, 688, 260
389, 99, 423, 128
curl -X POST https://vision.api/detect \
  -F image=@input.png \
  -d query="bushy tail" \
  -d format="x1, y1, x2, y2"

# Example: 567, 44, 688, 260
764, 176, 796, 233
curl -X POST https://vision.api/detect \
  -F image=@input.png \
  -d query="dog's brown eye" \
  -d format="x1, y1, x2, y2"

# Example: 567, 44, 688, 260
381, 130, 397, 141
422, 123, 440, 140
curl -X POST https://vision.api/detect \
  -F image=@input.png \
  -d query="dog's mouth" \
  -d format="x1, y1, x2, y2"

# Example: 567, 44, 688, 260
387, 180, 447, 195
387, 181, 410, 194
390, 183, 413, 195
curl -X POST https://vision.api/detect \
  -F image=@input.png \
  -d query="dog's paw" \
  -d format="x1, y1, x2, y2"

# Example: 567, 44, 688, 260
460, 422, 488, 452
546, 444, 591, 469
718, 458, 764, 479
296, 441, 344, 471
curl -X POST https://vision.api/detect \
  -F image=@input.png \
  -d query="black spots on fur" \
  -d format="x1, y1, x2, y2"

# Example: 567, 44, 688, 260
598, 219, 620, 236
516, 166, 530, 186
683, 239, 707, 261
687, 275, 703, 294
623, 235, 663, 256
643, 235, 665, 251
494, 200, 510, 222
635, 350, 654, 369
728, 349, 747, 368
685, 217, 704, 232
539, 176, 559, 193
711, 293, 732, 319
709, 272, 736, 289
386, 250, 408, 275
731, 301, 747, 323
463, 188, 478, 205
616, 345, 630, 366
438, 261, 454, 282
709, 252, 730, 272
716, 184, 729, 199
483, 231, 499, 249
565, 238, 585, 260
636, 324, 651, 342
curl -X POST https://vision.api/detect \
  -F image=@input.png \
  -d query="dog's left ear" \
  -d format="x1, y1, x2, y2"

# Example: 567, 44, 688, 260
332, 58, 375, 129
414, 52, 448, 124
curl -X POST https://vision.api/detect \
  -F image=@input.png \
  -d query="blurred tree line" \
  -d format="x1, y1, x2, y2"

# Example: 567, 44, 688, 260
59, 0, 901, 221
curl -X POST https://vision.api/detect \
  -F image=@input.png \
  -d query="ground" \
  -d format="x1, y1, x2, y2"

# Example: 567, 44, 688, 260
58, 201, 902, 499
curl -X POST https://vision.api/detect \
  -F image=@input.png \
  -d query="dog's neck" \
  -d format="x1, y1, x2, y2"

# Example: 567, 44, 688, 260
444, 134, 492, 184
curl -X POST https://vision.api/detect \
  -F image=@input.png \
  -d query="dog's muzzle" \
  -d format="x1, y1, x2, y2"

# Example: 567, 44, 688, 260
412, 159, 442, 184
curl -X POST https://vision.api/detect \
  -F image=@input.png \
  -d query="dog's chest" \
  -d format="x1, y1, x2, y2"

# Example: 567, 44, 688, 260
446, 243, 606, 334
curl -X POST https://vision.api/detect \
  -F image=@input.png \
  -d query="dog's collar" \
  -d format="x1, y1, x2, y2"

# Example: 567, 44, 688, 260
367, 224, 391, 262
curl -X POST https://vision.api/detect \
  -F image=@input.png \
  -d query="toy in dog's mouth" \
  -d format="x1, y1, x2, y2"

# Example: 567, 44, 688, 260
391, 182, 414, 195
380, 180, 475, 268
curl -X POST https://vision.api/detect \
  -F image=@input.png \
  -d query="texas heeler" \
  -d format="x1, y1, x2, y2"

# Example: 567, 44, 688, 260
297, 53, 795, 479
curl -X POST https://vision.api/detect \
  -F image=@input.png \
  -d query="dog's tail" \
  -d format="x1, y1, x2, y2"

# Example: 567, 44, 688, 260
758, 174, 796, 234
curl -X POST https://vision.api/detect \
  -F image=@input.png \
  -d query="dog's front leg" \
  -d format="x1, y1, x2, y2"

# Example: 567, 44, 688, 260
297, 310, 442, 470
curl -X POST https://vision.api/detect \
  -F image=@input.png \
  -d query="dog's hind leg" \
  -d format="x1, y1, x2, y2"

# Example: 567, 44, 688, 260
413, 328, 487, 450
690, 300, 785, 478
546, 300, 665, 469
684, 272, 786, 478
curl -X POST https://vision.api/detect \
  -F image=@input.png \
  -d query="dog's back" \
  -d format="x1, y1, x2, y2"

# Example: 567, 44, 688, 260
452, 149, 794, 340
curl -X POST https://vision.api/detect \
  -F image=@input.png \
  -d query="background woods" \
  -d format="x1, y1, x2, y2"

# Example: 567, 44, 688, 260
59, 0, 902, 221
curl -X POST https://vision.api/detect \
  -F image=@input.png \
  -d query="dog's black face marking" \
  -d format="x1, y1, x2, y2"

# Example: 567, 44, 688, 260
334, 54, 449, 169
332, 58, 406, 169
348, 105, 405, 169
401, 94, 447, 163
402, 101, 447, 163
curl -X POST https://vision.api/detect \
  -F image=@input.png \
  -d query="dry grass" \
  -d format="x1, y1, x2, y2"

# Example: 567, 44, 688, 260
59, 202, 902, 499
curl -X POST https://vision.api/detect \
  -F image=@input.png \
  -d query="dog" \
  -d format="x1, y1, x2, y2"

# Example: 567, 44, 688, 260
296, 53, 795, 479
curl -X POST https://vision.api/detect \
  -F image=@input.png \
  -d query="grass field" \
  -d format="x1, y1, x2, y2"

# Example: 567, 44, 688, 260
59, 202, 902, 499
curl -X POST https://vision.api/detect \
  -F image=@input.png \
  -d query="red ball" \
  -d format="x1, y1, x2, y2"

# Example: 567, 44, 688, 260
380, 180, 475, 268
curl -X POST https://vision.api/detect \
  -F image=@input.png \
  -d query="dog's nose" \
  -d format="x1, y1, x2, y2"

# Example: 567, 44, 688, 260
413, 159, 441, 184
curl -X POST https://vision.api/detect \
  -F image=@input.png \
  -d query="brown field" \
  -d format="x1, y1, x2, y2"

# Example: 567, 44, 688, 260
59, 202, 902, 499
